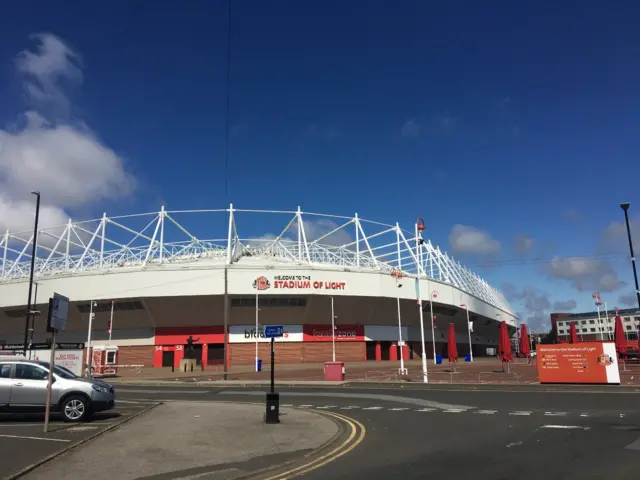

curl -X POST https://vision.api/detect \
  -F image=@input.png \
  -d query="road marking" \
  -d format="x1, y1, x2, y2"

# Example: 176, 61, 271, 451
544, 412, 568, 416
580, 413, 589, 417
67, 426, 99, 432
0, 434, 71, 442
415, 408, 436, 412
339, 406, 359, 410
219, 390, 474, 410
299, 404, 313, 408
443, 409, 465, 413
0, 424, 46, 427
263, 410, 366, 479
316, 406, 337, 409
116, 400, 147, 404
540, 425, 590, 430
389, 407, 409, 411
476, 410, 497, 415
281, 404, 293, 407
625, 437, 640, 450
506, 441, 523, 448
510, 411, 532, 416
362, 406, 383, 410
116, 389, 208, 394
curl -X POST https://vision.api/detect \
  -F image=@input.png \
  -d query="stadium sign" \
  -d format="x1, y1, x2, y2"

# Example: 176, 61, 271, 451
269, 275, 347, 291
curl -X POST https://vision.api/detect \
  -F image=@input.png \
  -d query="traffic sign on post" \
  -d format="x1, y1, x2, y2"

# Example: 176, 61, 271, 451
264, 325, 284, 339
49, 293, 69, 331
263, 325, 283, 424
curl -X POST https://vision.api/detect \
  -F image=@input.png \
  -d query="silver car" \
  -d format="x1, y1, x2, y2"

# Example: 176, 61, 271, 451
0, 359, 115, 422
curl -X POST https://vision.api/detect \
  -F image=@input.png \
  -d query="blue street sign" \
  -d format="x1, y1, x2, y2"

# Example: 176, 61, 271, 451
264, 325, 284, 338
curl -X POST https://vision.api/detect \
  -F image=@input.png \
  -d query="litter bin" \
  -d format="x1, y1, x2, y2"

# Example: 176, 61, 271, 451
464, 354, 471, 362
435, 354, 443, 365
256, 359, 262, 372
324, 361, 345, 381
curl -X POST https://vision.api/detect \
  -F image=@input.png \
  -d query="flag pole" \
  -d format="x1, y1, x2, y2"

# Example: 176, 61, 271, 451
108, 300, 114, 345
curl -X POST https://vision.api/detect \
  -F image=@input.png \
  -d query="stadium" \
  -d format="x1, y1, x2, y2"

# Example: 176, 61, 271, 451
0, 206, 518, 370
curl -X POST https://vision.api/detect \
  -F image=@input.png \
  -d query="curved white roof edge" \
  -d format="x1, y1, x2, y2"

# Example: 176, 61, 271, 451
0, 206, 516, 317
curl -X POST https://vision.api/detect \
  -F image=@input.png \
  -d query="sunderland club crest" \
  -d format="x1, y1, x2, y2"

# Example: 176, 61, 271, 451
253, 276, 271, 291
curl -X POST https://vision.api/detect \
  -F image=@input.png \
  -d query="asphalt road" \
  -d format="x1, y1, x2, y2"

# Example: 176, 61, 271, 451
0, 402, 156, 480
115, 384, 640, 480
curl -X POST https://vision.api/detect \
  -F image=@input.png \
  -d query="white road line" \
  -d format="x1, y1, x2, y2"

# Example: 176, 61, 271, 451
509, 411, 532, 416
362, 406, 383, 410
116, 400, 146, 404
476, 410, 498, 415
281, 404, 293, 407
443, 409, 465, 413
389, 407, 409, 411
541, 425, 590, 430
316, 406, 337, 409
544, 412, 568, 416
298, 405, 313, 408
339, 406, 359, 410
0, 434, 71, 442
415, 408, 436, 412
0, 424, 46, 427
580, 414, 589, 417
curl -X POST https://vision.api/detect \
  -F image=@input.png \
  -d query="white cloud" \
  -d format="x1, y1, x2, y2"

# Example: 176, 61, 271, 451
449, 224, 501, 255
618, 292, 638, 307
401, 119, 422, 137
547, 256, 625, 292
295, 218, 351, 246
0, 33, 135, 233
600, 218, 640, 253
514, 234, 534, 254
552, 299, 577, 311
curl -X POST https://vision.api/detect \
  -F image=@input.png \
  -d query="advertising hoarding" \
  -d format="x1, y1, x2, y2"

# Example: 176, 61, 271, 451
537, 342, 621, 384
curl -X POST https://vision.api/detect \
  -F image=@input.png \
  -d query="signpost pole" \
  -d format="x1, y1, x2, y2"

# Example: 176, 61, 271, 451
43, 329, 56, 433
44, 292, 68, 434
270, 337, 275, 394
264, 325, 283, 424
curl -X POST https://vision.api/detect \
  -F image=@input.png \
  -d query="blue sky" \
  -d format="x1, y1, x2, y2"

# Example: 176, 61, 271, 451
1, 1, 639, 330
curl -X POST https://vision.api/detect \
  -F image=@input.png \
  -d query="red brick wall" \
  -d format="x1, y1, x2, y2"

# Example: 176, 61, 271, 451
117, 345, 155, 367
229, 341, 365, 365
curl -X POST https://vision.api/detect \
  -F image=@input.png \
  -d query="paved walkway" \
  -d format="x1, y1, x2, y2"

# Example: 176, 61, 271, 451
24, 402, 340, 480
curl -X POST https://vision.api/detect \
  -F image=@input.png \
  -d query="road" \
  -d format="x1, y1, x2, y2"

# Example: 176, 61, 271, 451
115, 384, 640, 480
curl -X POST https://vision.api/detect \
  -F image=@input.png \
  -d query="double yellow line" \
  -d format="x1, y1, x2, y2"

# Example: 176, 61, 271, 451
263, 410, 367, 479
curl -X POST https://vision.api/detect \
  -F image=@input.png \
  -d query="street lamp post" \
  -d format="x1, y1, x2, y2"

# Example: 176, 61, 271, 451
255, 289, 260, 371
86, 301, 97, 377
620, 203, 640, 309
393, 270, 407, 375
430, 289, 438, 364
460, 302, 473, 362
415, 222, 428, 383
593, 292, 603, 341
330, 296, 336, 362
27, 282, 40, 359
23, 191, 41, 355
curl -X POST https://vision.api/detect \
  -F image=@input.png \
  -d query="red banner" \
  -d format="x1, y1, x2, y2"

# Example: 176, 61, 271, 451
303, 324, 365, 342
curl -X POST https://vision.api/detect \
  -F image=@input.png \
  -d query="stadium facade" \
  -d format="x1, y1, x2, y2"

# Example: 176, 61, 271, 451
0, 206, 518, 368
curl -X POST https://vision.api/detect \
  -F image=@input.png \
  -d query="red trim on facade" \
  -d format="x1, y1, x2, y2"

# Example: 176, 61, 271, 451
154, 326, 225, 345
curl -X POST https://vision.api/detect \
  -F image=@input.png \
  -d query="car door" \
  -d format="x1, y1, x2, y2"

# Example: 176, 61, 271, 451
9, 363, 50, 407
0, 363, 13, 405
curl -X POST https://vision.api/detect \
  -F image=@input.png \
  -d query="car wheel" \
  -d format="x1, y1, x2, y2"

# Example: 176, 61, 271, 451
61, 395, 89, 422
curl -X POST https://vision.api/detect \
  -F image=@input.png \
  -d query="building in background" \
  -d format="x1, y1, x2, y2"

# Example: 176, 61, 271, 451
551, 308, 640, 343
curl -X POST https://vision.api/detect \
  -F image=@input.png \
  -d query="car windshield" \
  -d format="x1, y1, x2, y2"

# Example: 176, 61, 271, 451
37, 362, 77, 379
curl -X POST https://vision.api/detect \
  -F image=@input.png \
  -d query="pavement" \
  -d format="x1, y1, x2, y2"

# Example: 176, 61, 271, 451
1, 402, 155, 480
20, 401, 348, 480
112, 357, 640, 386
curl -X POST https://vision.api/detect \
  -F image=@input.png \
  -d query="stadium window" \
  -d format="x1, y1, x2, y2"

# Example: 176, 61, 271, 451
590, 328, 596, 332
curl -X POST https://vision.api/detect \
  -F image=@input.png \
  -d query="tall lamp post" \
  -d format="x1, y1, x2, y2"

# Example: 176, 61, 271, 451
460, 302, 473, 362
392, 270, 407, 375
620, 202, 640, 309
415, 220, 428, 383
23, 191, 41, 355
330, 296, 336, 362
255, 287, 260, 371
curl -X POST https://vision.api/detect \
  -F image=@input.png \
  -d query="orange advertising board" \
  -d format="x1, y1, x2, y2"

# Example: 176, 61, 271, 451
537, 342, 621, 384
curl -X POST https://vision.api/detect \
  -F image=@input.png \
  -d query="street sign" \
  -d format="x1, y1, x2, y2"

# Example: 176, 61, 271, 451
49, 293, 69, 331
264, 325, 284, 338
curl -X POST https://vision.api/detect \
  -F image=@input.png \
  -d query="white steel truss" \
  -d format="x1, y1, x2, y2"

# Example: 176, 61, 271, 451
0, 206, 514, 314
